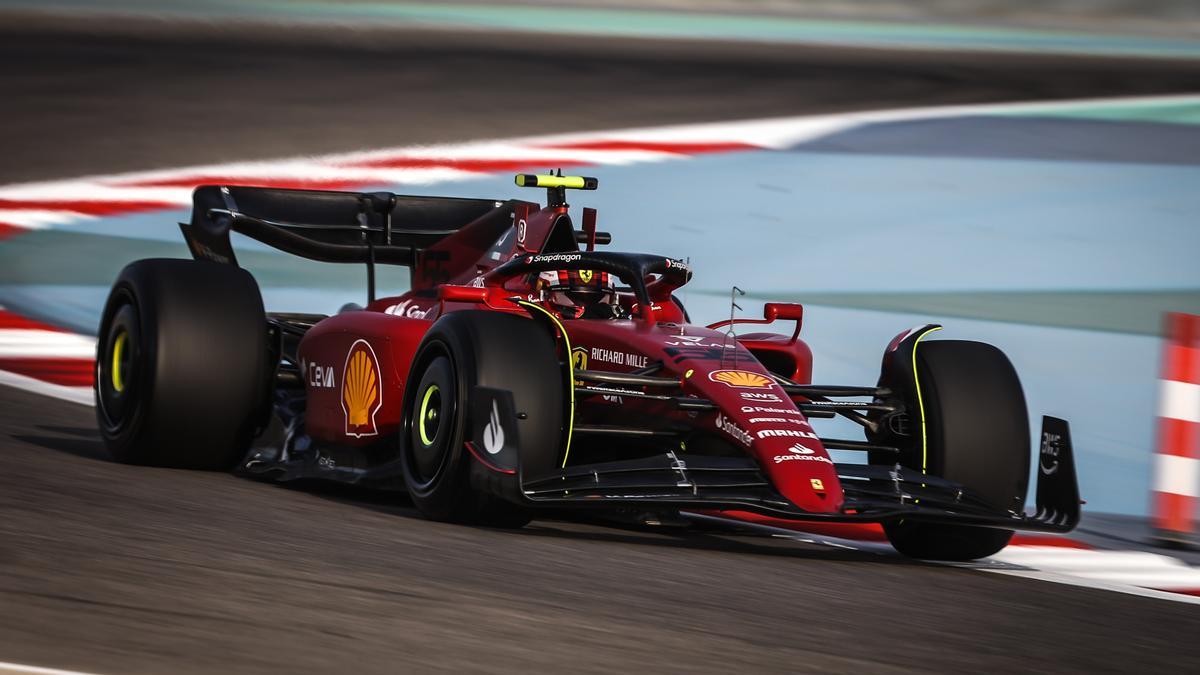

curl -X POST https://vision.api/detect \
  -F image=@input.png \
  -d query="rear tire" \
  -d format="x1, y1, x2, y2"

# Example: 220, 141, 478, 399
400, 311, 564, 528
95, 259, 269, 469
884, 340, 1030, 561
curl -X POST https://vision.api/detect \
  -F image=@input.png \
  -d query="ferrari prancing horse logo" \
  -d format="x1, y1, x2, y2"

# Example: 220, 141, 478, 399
342, 339, 383, 438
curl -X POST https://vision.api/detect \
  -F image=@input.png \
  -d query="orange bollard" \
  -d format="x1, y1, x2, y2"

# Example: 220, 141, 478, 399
1151, 312, 1200, 548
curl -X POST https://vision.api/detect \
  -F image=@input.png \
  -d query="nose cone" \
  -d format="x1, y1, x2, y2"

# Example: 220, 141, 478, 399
756, 431, 844, 513
694, 367, 844, 513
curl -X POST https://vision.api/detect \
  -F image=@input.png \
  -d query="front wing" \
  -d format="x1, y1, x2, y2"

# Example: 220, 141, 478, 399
516, 416, 1080, 533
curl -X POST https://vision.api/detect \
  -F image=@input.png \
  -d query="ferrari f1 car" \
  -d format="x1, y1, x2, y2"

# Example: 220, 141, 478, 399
94, 173, 1080, 560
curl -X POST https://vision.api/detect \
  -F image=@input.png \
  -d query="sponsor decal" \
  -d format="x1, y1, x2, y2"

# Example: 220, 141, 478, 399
469, 275, 486, 288
741, 392, 782, 402
811, 479, 825, 491
715, 413, 752, 447
757, 428, 819, 440
741, 405, 804, 416
709, 369, 773, 389
664, 340, 735, 348
1040, 429, 1062, 475
517, 218, 527, 245
590, 347, 649, 369
483, 400, 506, 455
529, 253, 581, 265
664, 258, 691, 273
748, 417, 810, 426
579, 269, 594, 283
384, 299, 429, 318
307, 362, 336, 389
772, 442, 833, 465
342, 339, 383, 438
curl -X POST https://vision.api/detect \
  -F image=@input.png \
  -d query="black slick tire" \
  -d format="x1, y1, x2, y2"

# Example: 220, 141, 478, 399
94, 258, 269, 470
884, 340, 1030, 561
400, 310, 564, 528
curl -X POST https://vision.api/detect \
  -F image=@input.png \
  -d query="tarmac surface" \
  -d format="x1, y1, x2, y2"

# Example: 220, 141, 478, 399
2, 19, 1199, 673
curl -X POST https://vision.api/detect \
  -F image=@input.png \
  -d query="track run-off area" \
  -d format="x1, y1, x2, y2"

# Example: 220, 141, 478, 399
1, 17, 1199, 674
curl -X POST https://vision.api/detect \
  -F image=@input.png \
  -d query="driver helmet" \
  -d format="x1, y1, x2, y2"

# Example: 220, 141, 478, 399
536, 269, 617, 319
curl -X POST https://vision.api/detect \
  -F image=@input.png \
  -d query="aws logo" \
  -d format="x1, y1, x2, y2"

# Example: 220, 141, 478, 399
342, 339, 383, 438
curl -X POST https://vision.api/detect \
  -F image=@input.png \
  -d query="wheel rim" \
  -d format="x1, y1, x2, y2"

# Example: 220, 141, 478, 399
110, 330, 129, 393
409, 354, 456, 487
417, 384, 442, 447
98, 298, 140, 433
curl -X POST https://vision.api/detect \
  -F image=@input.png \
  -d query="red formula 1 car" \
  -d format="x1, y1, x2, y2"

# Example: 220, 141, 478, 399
94, 174, 1080, 560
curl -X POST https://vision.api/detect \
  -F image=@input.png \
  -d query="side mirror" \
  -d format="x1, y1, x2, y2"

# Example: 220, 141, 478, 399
764, 303, 803, 343
764, 302, 803, 323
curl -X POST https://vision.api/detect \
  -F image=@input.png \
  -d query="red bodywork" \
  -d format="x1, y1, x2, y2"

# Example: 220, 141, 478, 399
296, 198, 840, 515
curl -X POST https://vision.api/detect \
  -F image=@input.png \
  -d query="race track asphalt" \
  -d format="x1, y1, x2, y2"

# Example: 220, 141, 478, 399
1, 19, 1199, 673
4, 387, 1200, 674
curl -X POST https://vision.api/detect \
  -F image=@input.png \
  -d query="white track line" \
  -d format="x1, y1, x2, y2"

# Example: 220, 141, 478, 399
0, 368, 93, 407
0, 329, 96, 358
1, 92, 1198, 231
0, 662, 103, 675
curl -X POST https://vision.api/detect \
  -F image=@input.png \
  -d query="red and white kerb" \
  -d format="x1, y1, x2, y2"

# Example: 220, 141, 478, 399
1151, 312, 1200, 544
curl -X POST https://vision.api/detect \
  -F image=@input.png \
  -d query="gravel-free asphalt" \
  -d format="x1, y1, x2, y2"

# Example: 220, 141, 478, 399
2, 18, 1199, 673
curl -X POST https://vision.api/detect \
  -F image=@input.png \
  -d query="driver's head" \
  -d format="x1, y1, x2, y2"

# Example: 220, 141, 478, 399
536, 269, 617, 319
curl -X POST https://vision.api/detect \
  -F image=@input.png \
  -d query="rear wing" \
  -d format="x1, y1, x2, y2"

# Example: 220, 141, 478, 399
180, 184, 522, 299
182, 185, 517, 266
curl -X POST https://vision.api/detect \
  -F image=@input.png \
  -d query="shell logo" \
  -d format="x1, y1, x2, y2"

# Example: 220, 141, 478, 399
342, 339, 383, 437
708, 369, 773, 389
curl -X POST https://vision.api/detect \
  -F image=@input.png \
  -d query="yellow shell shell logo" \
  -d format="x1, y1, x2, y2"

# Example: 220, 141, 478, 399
709, 369, 773, 389
342, 339, 382, 437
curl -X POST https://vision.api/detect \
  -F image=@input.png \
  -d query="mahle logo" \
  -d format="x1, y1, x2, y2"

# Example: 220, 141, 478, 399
342, 339, 383, 438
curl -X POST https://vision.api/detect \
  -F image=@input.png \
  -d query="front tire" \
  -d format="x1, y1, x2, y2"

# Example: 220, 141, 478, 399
400, 311, 564, 528
884, 340, 1030, 561
95, 259, 269, 470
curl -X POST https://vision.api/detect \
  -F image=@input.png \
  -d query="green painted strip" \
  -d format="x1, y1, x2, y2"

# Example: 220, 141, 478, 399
5, 0, 1200, 60
698, 289, 1200, 336
997, 100, 1200, 126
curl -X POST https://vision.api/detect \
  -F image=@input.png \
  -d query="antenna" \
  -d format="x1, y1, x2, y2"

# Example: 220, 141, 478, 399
680, 255, 691, 336
723, 286, 745, 368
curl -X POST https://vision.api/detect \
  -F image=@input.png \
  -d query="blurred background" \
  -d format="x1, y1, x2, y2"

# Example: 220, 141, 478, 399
1, 1, 1199, 672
